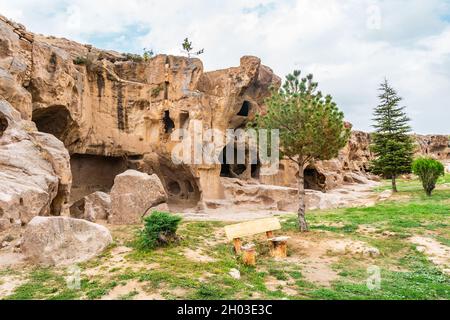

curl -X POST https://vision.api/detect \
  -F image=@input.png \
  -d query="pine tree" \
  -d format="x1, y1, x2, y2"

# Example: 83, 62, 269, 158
251, 71, 351, 232
370, 80, 414, 192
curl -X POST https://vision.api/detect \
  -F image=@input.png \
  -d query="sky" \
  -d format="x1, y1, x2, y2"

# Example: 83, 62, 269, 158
1, 0, 449, 134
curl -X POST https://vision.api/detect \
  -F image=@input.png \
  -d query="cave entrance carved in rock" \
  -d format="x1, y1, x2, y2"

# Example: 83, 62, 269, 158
32, 105, 73, 142
304, 167, 326, 191
70, 154, 128, 202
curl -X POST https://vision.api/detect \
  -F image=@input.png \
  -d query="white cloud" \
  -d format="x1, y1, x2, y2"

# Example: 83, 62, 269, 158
0, 0, 449, 133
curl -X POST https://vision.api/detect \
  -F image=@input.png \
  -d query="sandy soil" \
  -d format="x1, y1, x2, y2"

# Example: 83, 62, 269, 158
409, 236, 450, 274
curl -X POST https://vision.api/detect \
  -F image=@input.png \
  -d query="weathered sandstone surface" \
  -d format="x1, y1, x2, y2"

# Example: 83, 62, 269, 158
0, 99, 71, 230
21, 216, 112, 266
109, 170, 168, 225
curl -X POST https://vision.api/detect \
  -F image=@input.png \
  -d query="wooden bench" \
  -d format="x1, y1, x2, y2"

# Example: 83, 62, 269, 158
224, 217, 289, 259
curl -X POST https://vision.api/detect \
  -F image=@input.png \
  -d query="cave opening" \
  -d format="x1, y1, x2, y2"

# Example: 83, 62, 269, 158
304, 167, 326, 191
0, 115, 7, 138
70, 154, 128, 202
156, 161, 201, 210
237, 101, 251, 116
251, 160, 261, 179
32, 105, 72, 141
180, 111, 189, 130
168, 181, 182, 195
219, 144, 249, 178
163, 110, 175, 134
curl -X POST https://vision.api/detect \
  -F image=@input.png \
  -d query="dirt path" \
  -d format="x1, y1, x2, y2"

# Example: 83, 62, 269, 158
409, 236, 450, 275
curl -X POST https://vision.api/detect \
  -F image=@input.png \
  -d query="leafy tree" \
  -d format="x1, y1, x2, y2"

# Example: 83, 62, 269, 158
182, 38, 204, 58
143, 48, 155, 61
412, 158, 444, 196
370, 80, 414, 192
251, 71, 350, 232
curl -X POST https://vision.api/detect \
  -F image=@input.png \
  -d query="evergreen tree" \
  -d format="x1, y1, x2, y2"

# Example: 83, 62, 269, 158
251, 71, 350, 232
370, 80, 414, 192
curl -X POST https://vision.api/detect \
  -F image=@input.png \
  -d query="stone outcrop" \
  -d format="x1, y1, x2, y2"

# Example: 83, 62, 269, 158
21, 216, 112, 266
0, 99, 71, 231
109, 170, 168, 224
260, 131, 375, 191
69, 191, 111, 222
413, 134, 450, 161
0, 15, 281, 210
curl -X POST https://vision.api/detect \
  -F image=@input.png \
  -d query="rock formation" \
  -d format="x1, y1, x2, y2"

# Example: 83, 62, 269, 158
21, 216, 112, 266
413, 134, 450, 161
0, 99, 71, 231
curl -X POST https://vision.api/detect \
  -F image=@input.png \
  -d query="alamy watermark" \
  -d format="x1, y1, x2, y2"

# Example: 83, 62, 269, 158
170, 120, 280, 176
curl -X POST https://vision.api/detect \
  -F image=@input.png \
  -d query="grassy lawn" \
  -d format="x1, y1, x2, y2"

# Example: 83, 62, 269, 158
2, 175, 449, 300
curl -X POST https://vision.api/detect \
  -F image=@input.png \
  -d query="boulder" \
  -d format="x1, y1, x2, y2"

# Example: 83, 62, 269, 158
85, 192, 111, 222
109, 170, 168, 224
70, 191, 111, 222
21, 216, 112, 266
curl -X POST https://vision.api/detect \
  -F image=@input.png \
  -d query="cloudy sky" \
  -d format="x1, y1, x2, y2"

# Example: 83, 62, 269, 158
1, 0, 449, 134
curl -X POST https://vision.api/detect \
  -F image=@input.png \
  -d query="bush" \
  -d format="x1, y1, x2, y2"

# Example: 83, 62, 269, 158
136, 211, 182, 250
124, 53, 144, 63
73, 56, 88, 65
412, 157, 445, 196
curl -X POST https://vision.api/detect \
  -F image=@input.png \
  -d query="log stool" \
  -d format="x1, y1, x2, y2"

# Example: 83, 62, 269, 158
268, 236, 290, 258
241, 243, 256, 266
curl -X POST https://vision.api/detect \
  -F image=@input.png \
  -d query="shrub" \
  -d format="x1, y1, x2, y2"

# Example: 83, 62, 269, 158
73, 56, 88, 65
124, 53, 144, 63
412, 157, 445, 196
136, 211, 182, 250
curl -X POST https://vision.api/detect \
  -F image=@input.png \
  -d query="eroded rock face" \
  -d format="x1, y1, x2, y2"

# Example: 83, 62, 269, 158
110, 170, 168, 224
260, 131, 375, 191
0, 15, 281, 208
414, 134, 450, 161
21, 216, 112, 266
1, 15, 448, 215
0, 99, 71, 231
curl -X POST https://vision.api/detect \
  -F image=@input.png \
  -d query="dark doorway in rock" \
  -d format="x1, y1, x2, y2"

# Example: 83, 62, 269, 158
219, 145, 248, 178
304, 167, 326, 191
32, 105, 72, 141
180, 111, 189, 130
251, 160, 261, 179
168, 180, 182, 195
70, 154, 128, 202
237, 101, 251, 116
0, 115, 7, 138
163, 110, 175, 134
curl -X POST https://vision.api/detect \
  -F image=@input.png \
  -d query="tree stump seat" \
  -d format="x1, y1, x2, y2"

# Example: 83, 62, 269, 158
267, 236, 290, 258
241, 243, 256, 266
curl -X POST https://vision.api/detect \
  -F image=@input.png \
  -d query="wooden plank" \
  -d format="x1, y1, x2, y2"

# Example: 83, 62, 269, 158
224, 218, 281, 241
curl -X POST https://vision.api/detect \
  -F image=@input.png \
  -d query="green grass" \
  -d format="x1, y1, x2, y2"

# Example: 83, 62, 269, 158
2, 174, 449, 300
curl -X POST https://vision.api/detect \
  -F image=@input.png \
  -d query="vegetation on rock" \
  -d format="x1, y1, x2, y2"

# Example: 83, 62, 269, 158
182, 38, 204, 58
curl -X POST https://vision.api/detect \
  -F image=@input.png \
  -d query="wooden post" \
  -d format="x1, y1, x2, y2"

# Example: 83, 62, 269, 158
233, 238, 242, 255
268, 236, 290, 258
242, 244, 256, 266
